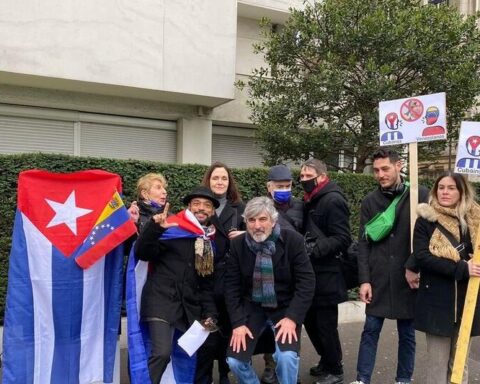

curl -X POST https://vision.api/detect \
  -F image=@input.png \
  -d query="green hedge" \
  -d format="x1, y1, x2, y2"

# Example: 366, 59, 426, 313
0, 153, 477, 323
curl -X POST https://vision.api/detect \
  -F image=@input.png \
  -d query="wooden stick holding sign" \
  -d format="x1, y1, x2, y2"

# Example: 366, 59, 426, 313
408, 142, 419, 249
451, 233, 480, 383
451, 122, 480, 384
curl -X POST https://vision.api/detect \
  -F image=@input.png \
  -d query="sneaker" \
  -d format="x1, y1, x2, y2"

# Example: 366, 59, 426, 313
261, 367, 278, 384
395, 382, 410, 384
349, 381, 366, 384
310, 361, 326, 377
314, 373, 344, 384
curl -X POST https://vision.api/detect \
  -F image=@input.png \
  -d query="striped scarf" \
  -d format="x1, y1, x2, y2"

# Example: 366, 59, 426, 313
246, 224, 280, 308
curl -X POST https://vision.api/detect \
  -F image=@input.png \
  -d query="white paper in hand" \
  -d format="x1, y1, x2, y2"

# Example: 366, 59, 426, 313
177, 320, 210, 357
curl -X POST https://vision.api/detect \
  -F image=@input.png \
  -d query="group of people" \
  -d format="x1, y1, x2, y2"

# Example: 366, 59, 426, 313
126, 147, 480, 384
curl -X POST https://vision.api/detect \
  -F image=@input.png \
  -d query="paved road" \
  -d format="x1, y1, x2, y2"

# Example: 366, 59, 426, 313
119, 320, 480, 383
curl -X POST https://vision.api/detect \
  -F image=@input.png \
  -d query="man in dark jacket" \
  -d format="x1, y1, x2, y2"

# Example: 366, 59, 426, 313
349, 148, 429, 384
261, 164, 304, 384
134, 186, 219, 384
225, 196, 315, 384
267, 164, 304, 233
300, 158, 351, 384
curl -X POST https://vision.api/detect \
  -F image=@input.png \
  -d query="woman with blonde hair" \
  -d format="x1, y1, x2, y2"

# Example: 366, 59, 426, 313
128, 173, 168, 230
413, 171, 480, 384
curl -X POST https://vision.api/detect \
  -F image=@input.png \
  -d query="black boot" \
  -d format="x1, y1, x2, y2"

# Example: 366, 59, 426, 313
261, 367, 278, 384
314, 373, 344, 384
309, 361, 326, 377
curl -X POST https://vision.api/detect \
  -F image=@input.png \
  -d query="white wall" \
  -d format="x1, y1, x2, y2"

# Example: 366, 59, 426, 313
213, 1, 306, 125
0, 0, 310, 166
0, 0, 237, 106
212, 17, 266, 125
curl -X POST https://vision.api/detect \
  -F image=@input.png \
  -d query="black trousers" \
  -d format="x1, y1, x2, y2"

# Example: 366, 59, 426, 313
304, 304, 343, 375
148, 321, 175, 384
194, 298, 230, 383
195, 331, 230, 383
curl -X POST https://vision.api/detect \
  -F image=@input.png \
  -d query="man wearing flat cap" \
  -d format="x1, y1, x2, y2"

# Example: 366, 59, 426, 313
267, 164, 303, 234
134, 186, 219, 383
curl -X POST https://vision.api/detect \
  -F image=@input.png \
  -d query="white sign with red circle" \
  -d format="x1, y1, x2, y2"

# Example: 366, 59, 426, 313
455, 121, 480, 176
378, 92, 446, 145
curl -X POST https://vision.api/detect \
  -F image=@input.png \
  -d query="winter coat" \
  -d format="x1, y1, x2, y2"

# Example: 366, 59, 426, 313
209, 200, 245, 298
358, 185, 429, 319
303, 181, 351, 306
134, 218, 217, 329
225, 229, 315, 330
137, 200, 164, 232
123, 200, 164, 256
275, 197, 304, 233
413, 202, 480, 337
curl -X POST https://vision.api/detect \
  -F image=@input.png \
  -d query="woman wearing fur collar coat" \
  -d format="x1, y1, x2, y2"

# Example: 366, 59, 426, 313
413, 171, 480, 384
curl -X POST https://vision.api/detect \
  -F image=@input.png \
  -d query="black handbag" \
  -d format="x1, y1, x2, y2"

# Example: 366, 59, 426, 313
435, 223, 470, 260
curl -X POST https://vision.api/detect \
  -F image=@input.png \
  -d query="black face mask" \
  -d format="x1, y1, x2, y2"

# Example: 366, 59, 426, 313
301, 178, 317, 193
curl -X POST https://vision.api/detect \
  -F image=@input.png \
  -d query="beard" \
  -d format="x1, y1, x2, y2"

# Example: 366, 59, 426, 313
251, 231, 269, 242
193, 210, 210, 225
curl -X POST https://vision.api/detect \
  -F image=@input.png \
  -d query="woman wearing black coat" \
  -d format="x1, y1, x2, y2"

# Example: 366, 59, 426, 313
124, 173, 168, 381
195, 162, 245, 384
128, 173, 168, 231
413, 172, 480, 384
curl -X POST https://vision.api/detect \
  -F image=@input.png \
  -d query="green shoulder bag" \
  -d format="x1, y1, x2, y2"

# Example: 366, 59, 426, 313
364, 182, 409, 242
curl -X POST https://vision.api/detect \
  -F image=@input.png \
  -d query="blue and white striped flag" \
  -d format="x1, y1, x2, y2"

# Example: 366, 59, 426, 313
2, 169, 136, 384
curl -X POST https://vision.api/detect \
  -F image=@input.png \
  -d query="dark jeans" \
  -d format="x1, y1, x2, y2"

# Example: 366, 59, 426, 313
304, 305, 343, 375
148, 321, 174, 384
356, 315, 415, 384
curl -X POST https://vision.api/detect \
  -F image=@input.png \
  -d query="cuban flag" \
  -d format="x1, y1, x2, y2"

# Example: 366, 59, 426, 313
466, 135, 480, 156
385, 112, 399, 130
2, 170, 137, 384
126, 210, 210, 384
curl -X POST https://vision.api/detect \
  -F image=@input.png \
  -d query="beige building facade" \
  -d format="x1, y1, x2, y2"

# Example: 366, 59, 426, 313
0, 0, 478, 168
0, 0, 303, 168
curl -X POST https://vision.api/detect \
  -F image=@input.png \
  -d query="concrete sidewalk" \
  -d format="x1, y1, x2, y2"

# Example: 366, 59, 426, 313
117, 301, 480, 383
1, 301, 478, 383
118, 322, 480, 384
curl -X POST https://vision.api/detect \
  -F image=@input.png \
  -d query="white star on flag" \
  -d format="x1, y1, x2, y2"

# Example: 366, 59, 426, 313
45, 191, 93, 235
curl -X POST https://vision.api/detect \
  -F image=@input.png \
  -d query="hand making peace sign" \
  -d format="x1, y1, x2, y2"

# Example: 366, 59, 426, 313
152, 203, 178, 229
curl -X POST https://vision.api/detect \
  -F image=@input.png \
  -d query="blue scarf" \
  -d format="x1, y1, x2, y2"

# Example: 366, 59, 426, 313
246, 224, 280, 308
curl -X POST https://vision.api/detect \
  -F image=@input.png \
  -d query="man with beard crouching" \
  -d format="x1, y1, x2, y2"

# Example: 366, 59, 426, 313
225, 196, 315, 383
134, 186, 219, 384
